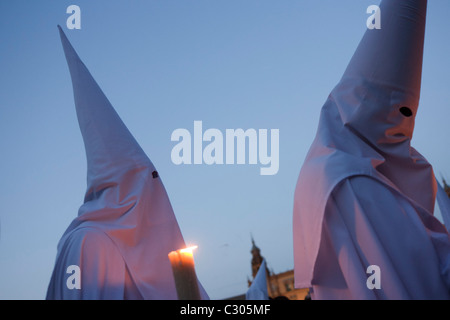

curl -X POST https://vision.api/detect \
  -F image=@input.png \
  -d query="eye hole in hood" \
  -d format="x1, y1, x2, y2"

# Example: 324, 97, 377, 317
400, 106, 413, 117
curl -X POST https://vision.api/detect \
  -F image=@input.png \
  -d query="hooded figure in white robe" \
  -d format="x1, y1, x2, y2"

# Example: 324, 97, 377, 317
293, 0, 450, 299
46, 27, 208, 300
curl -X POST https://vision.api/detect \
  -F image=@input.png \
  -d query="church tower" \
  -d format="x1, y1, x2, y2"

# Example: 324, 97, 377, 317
250, 237, 264, 279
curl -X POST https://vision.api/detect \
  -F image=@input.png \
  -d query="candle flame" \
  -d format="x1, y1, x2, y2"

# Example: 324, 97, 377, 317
179, 245, 198, 254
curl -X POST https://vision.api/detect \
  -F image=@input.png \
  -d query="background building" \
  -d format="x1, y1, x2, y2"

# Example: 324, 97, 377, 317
226, 238, 309, 300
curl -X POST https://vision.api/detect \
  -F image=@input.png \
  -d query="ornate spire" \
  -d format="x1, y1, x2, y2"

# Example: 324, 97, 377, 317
250, 235, 264, 279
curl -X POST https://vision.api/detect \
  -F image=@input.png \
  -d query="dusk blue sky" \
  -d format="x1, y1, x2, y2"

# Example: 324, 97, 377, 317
1, 0, 449, 299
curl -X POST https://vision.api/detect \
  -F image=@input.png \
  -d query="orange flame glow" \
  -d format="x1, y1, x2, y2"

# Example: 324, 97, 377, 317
179, 245, 198, 254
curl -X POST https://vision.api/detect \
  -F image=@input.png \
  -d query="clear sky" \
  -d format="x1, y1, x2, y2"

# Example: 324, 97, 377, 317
0, 0, 449, 300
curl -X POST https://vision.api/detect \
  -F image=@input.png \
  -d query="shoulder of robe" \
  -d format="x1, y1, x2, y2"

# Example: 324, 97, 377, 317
330, 175, 444, 229
63, 227, 121, 259
334, 175, 399, 200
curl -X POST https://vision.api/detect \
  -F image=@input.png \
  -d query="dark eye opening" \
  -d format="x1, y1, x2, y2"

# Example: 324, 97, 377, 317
400, 106, 413, 117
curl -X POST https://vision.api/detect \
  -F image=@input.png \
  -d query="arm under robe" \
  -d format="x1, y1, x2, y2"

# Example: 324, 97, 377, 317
46, 227, 142, 300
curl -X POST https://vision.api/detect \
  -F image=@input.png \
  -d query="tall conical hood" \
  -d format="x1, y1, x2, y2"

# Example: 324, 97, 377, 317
343, 1, 426, 96
58, 25, 151, 193
333, 0, 427, 144
52, 26, 208, 299
330, 0, 435, 213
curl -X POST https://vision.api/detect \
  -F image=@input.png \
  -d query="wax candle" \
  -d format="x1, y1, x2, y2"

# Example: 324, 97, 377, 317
168, 246, 201, 300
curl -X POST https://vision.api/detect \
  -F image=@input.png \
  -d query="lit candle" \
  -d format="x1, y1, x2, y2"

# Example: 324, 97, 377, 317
168, 246, 201, 300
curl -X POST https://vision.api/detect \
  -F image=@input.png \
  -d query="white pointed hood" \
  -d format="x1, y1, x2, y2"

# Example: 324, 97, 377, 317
293, 0, 440, 288
54, 26, 207, 299
246, 259, 269, 300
